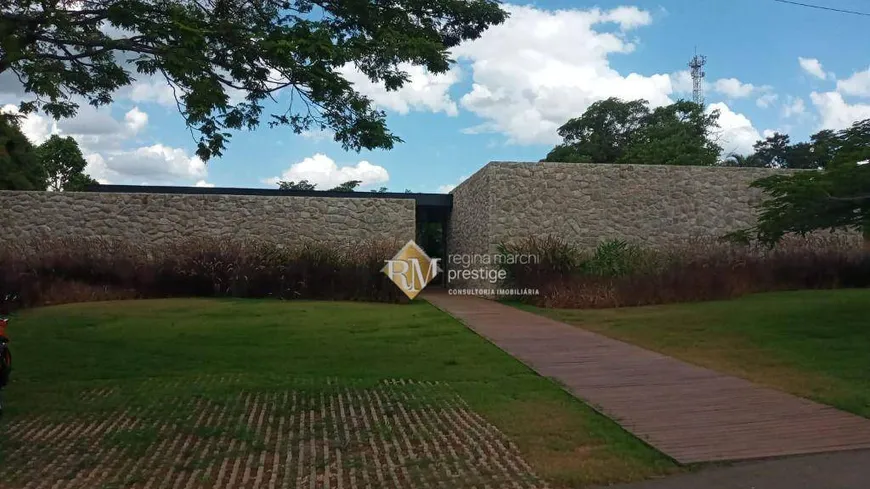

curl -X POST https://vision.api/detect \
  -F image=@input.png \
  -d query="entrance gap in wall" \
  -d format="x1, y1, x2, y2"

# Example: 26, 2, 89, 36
416, 205, 450, 288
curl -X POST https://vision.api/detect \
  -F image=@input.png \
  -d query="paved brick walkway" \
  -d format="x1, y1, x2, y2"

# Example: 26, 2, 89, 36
425, 292, 870, 464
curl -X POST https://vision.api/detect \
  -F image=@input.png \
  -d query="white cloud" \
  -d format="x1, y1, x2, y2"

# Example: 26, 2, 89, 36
799, 57, 827, 80
264, 153, 389, 189
300, 128, 335, 142
194, 180, 215, 188
340, 63, 460, 116
2, 103, 149, 153
452, 4, 675, 144
837, 66, 870, 98
670, 70, 695, 94
782, 96, 806, 118
810, 91, 870, 130
124, 107, 148, 133
708, 102, 762, 156
1, 104, 58, 144
4, 103, 202, 186
127, 78, 178, 107
600, 6, 653, 29
85, 144, 206, 184
63, 105, 149, 152
675, 73, 766, 103
713, 78, 756, 99
437, 175, 469, 194
756, 93, 778, 108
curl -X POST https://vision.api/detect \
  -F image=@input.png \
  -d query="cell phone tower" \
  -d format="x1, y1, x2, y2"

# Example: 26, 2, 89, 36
688, 49, 707, 106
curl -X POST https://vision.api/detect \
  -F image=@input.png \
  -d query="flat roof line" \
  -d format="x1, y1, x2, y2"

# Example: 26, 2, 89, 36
85, 185, 452, 207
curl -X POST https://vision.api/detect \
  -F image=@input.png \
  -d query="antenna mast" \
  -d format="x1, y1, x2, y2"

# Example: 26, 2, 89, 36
688, 49, 707, 106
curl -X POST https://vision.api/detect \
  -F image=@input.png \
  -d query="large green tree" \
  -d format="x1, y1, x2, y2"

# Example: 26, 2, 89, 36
743, 130, 837, 170
0, 113, 46, 190
1, 0, 507, 160
543, 98, 721, 166
752, 133, 820, 169
35, 135, 98, 191
543, 98, 649, 163
619, 100, 721, 166
747, 119, 870, 245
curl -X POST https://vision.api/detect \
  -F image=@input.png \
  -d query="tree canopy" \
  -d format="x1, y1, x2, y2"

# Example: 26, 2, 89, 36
35, 135, 98, 191
620, 100, 721, 167
328, 179, 361, 192
277, 179, 316, 191
543, 98, 721, 166
724, 129, 839, 170
1, 0, 507, 161
0, 118, 97, 191
0, 113, 45, 190
276, 178, 360, 191
742, 119, 870, 245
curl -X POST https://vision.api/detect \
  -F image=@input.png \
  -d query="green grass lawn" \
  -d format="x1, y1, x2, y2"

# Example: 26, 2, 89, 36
1, 298, 677, 488
525, 289, 870, 418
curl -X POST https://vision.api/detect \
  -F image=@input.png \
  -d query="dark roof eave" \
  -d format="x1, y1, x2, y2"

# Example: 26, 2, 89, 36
85, 184, 452, 208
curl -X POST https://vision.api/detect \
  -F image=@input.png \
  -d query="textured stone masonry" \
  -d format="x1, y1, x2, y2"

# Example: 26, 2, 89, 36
446, 161, 795, 288
0, 190, 416, 246
487, 162, 784, 248
2, 163, 855, 293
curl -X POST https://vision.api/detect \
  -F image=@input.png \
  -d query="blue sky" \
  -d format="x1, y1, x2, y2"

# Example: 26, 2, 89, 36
2, 0, 870, 192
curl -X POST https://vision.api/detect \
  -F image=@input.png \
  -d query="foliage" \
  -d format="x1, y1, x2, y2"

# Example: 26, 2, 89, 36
328, 180, 361, 192
0, 113, 45, 190
746, 119, 870, 244
1, 0, 507, 160
498, 235, 870, 309
723, 129, 840, 169
721, 153, 765, 168
371, 186, 388, 193
34, 135, 97, 191
752, 132, 792, 168
277, 179, 316, 191
543, 98, 721, 166
0, 237, 411, 308
750, 132, 825, 169
620, 100, 721, 166
276, 179, 362, 192
543, 98, 649, 163
580, 240, 648, 277
497, 235, 582, 287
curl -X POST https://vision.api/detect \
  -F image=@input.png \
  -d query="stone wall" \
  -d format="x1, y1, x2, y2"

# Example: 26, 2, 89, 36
446, 164, 494, 265
446, 161, 793, 289
486, 162, 786, 248
0, 191, 416, 246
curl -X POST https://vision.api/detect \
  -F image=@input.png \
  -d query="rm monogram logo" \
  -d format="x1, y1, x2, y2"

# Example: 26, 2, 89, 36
382, 241, 441, 299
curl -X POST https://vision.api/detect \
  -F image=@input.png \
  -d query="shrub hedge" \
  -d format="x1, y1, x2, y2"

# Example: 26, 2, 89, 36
0, 237, 407, 311
498, 235, 870, 309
